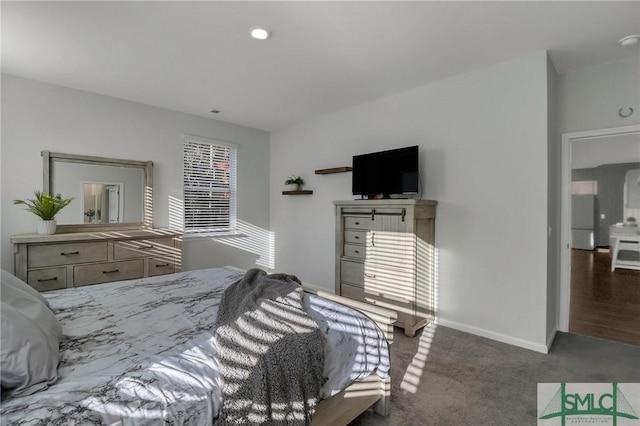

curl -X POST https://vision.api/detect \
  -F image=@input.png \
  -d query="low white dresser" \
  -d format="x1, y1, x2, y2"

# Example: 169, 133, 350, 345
334, 199, 437, 337
12, 229, 182, 292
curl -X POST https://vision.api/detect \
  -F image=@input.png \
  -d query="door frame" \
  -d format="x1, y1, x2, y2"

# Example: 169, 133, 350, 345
559, 124, 640, 332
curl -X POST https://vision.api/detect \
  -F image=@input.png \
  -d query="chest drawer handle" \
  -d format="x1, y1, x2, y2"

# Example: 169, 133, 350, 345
136, 245, 154, 250
354, 235, 360, 240
61, 251, 80, 256
364, 273, 376, 278
354, 250, 360, 254
102, 269, 120, 274
155, 263, 170, 268
354, 221, 360, 226
37, 277, 58, 282
365, 298, 377, 305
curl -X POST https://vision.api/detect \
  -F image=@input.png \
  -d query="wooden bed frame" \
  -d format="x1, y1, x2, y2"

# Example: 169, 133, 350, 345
305, 288, 397, 425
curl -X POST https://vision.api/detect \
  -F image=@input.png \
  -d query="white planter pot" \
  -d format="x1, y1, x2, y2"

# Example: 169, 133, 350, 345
37, 220, 57, 235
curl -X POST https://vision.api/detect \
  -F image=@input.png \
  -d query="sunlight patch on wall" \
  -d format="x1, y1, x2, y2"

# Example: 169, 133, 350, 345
215, 220, 275, 270
144, 186, 153, 227
168, 196, 273, 269
168, 195, 184, 230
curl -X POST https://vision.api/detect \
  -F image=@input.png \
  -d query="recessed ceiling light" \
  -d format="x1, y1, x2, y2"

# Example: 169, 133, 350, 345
619, 34, 639, 47
250, 27, 271, 40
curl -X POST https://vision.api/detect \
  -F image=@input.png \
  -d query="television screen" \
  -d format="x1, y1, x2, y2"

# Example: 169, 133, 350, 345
352, 145, 419, 198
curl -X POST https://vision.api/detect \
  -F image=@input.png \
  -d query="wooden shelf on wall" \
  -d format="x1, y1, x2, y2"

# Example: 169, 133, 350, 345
315, 167, 352, 175
282, 190, 313, 195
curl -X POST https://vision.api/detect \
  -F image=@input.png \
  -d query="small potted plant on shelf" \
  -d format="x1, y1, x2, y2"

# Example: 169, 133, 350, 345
14, 190, 75, 235
284, 175, 305, 191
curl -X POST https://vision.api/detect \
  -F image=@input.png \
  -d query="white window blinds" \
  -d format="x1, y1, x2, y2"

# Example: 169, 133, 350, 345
183, 138, 237, 234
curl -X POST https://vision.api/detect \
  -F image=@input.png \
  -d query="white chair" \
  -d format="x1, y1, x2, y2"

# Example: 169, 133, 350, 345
611, 234, 640, 271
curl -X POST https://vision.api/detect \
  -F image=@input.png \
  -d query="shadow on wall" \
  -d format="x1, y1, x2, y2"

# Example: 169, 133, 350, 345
168, 196, 275, 269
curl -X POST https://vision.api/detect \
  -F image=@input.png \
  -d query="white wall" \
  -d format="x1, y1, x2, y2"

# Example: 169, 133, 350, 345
1, 75, 271, 273
558, 56, 640, 133
270, 52, 552, 352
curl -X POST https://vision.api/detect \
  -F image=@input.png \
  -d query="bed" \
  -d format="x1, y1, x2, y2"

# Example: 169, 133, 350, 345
0, 267, 396, 425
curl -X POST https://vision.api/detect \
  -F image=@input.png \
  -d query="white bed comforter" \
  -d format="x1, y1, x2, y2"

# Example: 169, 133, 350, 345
0, 267, 389, 425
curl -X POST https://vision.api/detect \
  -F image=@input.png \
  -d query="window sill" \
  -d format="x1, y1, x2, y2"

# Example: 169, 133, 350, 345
183, 231, 247, 240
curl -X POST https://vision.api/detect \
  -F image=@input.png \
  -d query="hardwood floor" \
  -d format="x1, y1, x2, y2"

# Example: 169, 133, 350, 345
569, 249, 640, 346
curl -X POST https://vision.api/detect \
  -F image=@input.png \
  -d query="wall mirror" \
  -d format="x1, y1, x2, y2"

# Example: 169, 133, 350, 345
43, 151, 153, 232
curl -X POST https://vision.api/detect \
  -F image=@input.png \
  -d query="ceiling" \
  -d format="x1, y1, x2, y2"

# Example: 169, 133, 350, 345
2, 1, 639, 132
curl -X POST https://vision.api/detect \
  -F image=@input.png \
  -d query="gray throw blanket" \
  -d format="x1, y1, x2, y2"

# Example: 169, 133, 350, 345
215, 269, 326, 425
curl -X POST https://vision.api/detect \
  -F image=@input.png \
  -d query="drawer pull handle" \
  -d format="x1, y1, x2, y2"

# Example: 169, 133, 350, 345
155, 263, 170, 268
37, 277, 58, 282
365, 298, 377, 305
102, 269, 120, 274
354, 250, 360, 254
136, 245, 154, 250
364, 273, 376, 278
61, 251, 80, 256
354, 236, 360, 239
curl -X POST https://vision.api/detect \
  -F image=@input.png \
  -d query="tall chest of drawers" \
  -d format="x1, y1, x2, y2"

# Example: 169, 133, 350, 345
334, 200, 437, 337
12, 229, 182, 292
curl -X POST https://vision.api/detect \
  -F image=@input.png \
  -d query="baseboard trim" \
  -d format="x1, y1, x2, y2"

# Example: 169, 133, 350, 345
435, 318, 550, 354
301, 280, 330, 294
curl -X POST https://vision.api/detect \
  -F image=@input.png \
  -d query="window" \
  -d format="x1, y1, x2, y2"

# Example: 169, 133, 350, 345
183, 136, 237, 235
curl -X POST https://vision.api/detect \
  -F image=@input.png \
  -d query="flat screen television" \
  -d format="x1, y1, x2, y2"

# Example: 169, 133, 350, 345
352, 145, 419, 199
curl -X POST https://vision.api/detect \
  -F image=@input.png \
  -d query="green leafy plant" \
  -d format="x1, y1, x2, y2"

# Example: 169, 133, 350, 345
14, 191, 74, 221
284, 176, 305, 186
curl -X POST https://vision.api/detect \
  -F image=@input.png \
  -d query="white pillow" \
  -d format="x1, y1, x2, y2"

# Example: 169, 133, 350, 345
1, 269, 51, 309
1, 280, 62, 396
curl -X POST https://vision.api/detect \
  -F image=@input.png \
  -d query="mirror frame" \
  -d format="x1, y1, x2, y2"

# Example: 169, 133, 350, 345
43, 151, 153, 233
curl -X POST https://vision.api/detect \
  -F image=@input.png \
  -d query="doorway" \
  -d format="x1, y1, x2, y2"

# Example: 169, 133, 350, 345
560, 124, 640, 345
81, 181, 124, 224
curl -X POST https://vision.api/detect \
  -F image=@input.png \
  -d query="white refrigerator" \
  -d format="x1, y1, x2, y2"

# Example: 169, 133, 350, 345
572, 195, 596, 250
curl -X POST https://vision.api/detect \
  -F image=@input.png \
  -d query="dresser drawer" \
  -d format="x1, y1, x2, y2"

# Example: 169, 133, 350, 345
147, 257, 175, 277
113, 237, 175, 260
28, 242, 108, 268
341, 282, 365, 302
27, 267, 67, 292
344, 243, 365, 259
365, 292, 415, 323
344, 230, 367, 244
340, 259, 364, 287
74, 259, 144, 287
344, 216, 374, 230
363, 262, 415, 294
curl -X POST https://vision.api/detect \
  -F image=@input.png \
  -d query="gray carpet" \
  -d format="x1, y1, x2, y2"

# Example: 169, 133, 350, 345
350, 325, 640, 425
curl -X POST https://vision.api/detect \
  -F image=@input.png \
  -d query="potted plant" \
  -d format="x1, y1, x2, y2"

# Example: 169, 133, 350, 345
284, 175, 305, 191
14, 191, 75, 235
